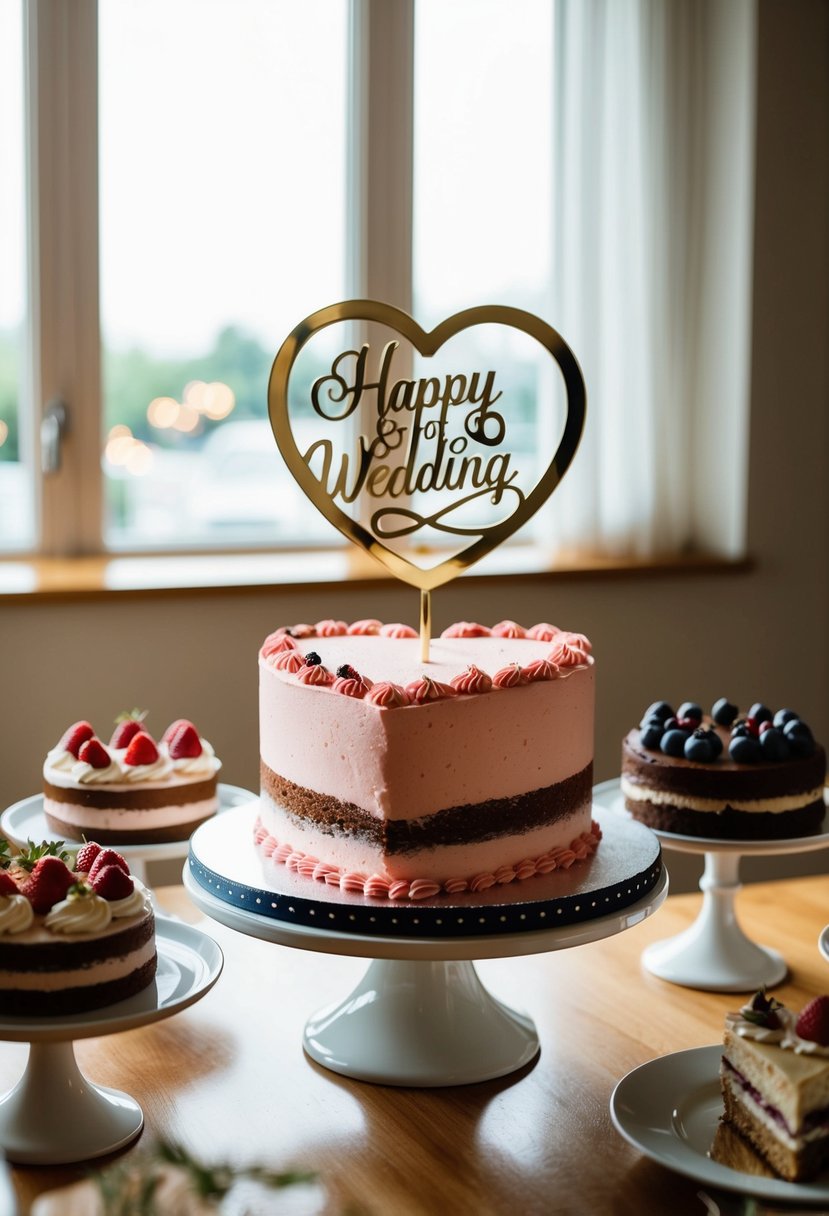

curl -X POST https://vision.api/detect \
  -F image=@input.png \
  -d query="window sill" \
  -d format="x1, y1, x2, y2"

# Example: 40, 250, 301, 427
0, 547, 753, 603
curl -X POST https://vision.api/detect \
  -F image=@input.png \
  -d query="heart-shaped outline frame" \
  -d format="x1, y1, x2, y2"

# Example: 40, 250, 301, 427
268, 300, 586, 591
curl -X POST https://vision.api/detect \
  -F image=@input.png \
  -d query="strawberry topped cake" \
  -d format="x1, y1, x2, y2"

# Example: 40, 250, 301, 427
43, 712, 221, 844
256, 618, 598, 901
0, 838, 156, 1015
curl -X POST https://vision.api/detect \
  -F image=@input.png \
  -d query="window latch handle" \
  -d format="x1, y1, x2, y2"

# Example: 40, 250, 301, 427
41, 399, 69, 475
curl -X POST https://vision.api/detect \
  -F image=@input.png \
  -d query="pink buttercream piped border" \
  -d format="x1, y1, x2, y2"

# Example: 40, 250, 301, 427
253, 818, 602, 902
261, 622, 592, 705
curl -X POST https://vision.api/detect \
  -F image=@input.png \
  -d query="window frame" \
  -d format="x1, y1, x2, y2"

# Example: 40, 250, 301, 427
21, 0, 415, 560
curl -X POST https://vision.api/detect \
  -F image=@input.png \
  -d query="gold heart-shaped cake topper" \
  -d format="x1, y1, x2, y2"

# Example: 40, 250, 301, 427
268, 299, 586, 592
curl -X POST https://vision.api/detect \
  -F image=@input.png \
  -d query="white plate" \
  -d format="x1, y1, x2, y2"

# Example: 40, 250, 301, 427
0, 784, 255, 863
611, 1045, 829, 1205
594, 778, 829, 856
820, 925, 829, 965
0, 915, 223, 1043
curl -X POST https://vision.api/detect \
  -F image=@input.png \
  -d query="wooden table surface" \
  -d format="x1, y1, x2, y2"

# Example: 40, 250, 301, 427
4, 873, 828, 1216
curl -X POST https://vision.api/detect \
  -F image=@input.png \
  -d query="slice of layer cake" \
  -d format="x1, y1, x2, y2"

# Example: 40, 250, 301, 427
719, 989, 829, 1182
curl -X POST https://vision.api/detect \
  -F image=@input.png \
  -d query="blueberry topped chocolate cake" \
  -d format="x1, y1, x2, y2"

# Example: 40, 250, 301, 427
621, 699, 825, 839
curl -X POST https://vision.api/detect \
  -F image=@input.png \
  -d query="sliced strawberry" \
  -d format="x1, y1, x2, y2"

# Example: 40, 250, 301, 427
88, 848, 129, 882
75, 841, 103, 873
21, 857, 74, 913
166, 721, 202, 760
0, 871, 19, 897
91, 864, 134, 901
110, 718, 145, 749
77, 737, 111, 769
57, 720, 94, 758
123, 731, 159, 767
796, 995, 829, 1046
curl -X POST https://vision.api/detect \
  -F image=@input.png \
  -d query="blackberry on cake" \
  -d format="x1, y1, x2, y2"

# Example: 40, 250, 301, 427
256, 619, 599, 900
719, 989, 829, 1181
0, 838, 156, 1016
43, 711, 222, 844
621, 698, 825, 839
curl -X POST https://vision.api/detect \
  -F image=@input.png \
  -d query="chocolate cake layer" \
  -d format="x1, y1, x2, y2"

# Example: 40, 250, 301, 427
43, 777, 217, 809
0, 912, 154, 971
260, 760, 593, 854
721, 1071, 829, 1182
623, 797, 825, 840
622, 729, 826, 800
0, 954, 157, 1017
44, 811, 216, 845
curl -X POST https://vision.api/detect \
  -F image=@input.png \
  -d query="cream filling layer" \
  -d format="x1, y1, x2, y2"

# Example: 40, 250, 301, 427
43, 797, 217, 831
0, 938, 156, 991
723, 1070, 829, 1146
621, 776, 823, 814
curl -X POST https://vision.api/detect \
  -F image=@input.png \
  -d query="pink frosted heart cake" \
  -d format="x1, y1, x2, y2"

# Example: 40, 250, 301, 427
256, 619, 598, 901
43, 712, 221, 844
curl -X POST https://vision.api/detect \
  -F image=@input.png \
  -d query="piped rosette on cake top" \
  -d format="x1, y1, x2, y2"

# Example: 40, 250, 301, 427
43, 712, 221, 844
621, 698, 826, 839
718, 988, 829, 1182
257, 619, 598, 902
0, 837, 156, 1016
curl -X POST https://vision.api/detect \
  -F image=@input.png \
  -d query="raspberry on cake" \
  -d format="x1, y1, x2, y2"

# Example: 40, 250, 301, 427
0, 838, 156, 1016
257, 619, 599, 901
43, 711, 222, 844
719, 989, 829, 1182
621, 699, 826, 839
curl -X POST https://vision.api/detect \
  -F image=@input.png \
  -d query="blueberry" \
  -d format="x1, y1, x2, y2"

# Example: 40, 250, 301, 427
730, 724, 751, 739
760, 728, 792, 762
747, 702, 772, 725
685, 734, 715, 762
677, 701, 703, 723
304, 651, 322, 666
661, 728, 691, 757
712, 698, 739, 726
783, 719, 816, 756
640, 724, 663, 750
640, 713, 668, 731
643, 701, 673, 724
662, 716, 679, 733
729, 735, 762, 764
704, 728, 724, 757
773, 708, 798, 729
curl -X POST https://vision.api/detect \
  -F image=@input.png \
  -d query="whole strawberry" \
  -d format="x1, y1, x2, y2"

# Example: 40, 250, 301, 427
110, 710, 147, 750
57, 720, 94, 758
123, 731, 159, 767
21, 857, 74, 913
166, 720, 202, 760
796, 995, 829, 1047
77, 737, 111, 769
0, 871, 19, 897
75, 841, 103, 873
91, 864, 134, 901
88, 848, 129, 882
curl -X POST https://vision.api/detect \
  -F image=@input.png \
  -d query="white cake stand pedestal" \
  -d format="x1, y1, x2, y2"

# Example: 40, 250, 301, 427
184, 805, 667, 1088
0, 917, 222, 1164
594, 779, 829, 993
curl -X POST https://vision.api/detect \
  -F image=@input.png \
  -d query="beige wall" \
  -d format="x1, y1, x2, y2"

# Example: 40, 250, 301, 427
1, 0, 827, 894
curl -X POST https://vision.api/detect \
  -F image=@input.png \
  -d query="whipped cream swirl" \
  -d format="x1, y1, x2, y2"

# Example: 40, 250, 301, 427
0, 894, 34, 935
727, 1006, 829, 1057
164, 738, 220, 777
46, 891, 113, 934
71, 757, 123, 785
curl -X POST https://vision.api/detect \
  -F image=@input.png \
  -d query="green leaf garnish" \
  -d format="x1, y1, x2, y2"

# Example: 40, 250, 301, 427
16, 839, 72, 872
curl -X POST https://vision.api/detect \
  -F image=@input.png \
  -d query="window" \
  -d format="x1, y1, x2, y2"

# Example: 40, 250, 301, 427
4, 0, 756, 566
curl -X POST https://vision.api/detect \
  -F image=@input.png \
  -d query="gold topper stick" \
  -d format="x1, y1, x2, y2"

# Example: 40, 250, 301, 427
420, 590, 431, 662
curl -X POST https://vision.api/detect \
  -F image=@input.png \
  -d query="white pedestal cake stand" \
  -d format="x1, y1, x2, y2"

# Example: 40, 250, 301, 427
1, 784, 254, 884
184, 802, 667, 1088
0, 917, 222, 1165
594, 779, 829, 993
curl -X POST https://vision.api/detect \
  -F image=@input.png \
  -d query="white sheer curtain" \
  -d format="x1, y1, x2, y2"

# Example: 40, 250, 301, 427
544, 0, 756, 559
